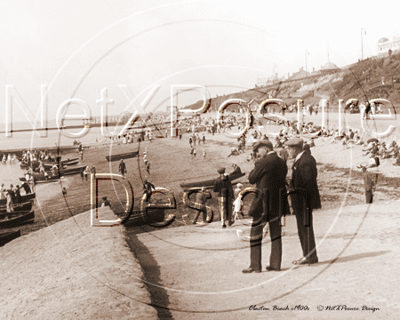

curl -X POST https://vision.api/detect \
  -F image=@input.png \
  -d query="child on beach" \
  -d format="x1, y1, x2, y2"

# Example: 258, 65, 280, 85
232, 183, 243, 224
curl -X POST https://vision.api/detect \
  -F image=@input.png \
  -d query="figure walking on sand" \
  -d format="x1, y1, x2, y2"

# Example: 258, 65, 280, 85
78, 143, 84, 160
119, 159, 127, 177
190, 146, 195, 159
143, 179, 155, 201
213, 167, 234, 228
146, 161, 150, 174
83, 166, 90, 181
80, 168, 85, 182
362, 166, 375, 203
192, 187, 211, 224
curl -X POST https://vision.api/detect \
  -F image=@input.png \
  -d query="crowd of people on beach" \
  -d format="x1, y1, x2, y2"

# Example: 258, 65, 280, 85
1, 153, 18, 164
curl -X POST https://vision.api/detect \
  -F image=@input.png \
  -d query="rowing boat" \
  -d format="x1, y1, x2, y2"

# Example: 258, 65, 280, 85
180, 171, 246, 189
61, 165, 86, 175
0, 193, 35, 206
0, 230, 21, 246
20, 157, 79, 170
105, 151, 139, 162
19, 174, 60, 182
0, 210, 35, 229
0, 201, 33, 215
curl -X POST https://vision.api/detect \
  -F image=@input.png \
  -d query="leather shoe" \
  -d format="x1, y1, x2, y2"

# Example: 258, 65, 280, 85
292, 257, 318, 265
242, 267, 261, 274
266, 266, 281, 271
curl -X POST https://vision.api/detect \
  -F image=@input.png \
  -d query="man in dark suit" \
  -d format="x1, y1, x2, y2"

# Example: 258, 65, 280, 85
286, 137, 321, 265
242, 140, 288, 273
213, 168, 234, 228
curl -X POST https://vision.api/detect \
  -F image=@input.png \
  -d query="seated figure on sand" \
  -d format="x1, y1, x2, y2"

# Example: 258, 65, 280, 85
358, 154, 380, 169
227, 147, 240, 158
231, 164, 242, 174
393, 152, 400, 166
363, 142, 379, 156
330, 130, 341, 143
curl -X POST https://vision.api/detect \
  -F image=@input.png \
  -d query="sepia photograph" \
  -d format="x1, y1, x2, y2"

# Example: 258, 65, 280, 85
0, 0, 399, 319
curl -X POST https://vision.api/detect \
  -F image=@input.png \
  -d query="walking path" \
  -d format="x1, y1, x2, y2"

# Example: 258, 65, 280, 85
129, 200, 400, 319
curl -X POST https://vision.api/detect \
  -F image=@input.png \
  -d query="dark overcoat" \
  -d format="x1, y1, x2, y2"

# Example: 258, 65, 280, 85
248, 152, 288, 221
291, 152, 321, 210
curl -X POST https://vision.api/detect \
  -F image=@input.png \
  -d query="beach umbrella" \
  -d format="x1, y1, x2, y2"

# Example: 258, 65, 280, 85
367, 138, 378, 143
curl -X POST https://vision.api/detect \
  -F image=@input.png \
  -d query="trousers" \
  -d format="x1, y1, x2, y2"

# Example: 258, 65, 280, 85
293, 205, 318, 261
365, 190, 373, 203
250, 215, 282, 270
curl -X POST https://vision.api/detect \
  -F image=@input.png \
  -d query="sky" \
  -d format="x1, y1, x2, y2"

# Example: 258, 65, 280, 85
0, 0, 399, 127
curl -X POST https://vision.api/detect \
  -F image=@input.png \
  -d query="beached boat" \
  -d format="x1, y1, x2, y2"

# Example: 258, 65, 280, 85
60, 165, 86, 176
0, 193, 35, 206
19, 174, 60, 183
180, 171, 246, 189
0, 201, 33, 214
33, 175, 60, 183
0, 230, 21, 247
20, 162, 40, 170
30, 165, 86, 176
0, 210, 35, 229
21, 158, 79, 170
42, 158, 79, 166
60, 158, 79, 166
105, 151, 139, 162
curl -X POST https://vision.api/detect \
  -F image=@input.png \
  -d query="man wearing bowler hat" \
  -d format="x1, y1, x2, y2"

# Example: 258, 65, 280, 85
285, 137, 321, 265
242, 139, 288, 273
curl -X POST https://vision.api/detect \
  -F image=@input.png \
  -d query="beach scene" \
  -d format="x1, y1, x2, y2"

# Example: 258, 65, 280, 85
1, 1, 400, 319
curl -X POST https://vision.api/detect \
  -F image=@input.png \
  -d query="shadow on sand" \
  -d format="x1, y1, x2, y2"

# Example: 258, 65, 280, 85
318, 250, 390, 265
125, 229, 174, 319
